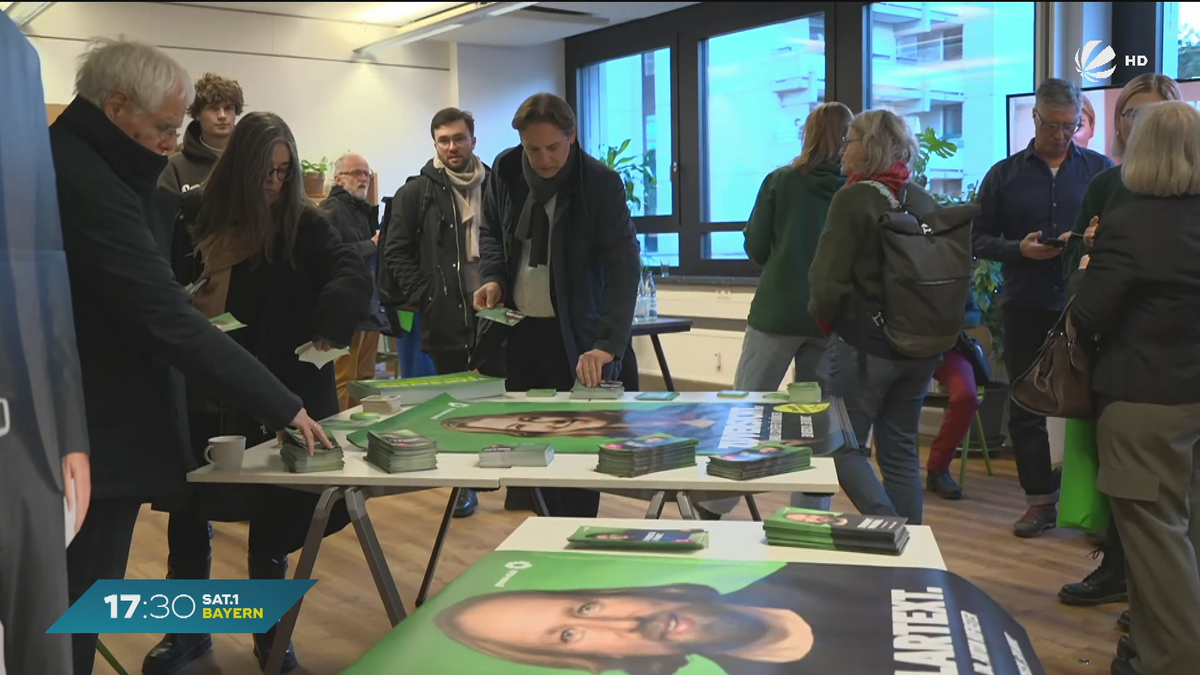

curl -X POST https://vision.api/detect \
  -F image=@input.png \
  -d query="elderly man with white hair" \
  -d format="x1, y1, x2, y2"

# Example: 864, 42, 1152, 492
49, 38, 330, 674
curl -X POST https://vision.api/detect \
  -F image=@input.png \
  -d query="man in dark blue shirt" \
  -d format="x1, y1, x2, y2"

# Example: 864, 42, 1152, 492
973, 78, 1112, 539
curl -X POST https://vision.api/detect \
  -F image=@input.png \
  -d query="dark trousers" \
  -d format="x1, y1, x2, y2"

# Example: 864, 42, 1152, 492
505, 317, 600, 517
67, 497, 144, 675
0, 444, 73, 675
1002, 304, 1062, 504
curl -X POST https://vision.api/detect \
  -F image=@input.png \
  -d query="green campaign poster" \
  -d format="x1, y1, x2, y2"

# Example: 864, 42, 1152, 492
347, 394, 856, 456
343, 550, 1046, 675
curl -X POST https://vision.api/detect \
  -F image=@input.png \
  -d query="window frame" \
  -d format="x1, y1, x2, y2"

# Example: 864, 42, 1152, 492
566, 1, 865, 278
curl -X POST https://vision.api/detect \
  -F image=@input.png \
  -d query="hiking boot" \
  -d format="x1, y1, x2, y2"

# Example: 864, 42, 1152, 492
1058, 548, 1127, 605
453, 489, 478, 518
926, 470, 963, 500
1013, 504, 1057, 538
142, 634, 212, 675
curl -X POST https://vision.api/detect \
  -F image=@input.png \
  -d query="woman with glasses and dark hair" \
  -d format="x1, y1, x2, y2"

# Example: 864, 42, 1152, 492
143, 111, 372, 674
1056, 73, 1182, 638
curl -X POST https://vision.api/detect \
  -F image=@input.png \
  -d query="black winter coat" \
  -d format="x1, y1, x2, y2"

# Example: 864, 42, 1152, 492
49, 97, 302, 501
381, 159, 490, 355
320, 185, 388, 332
477, 145, 640, 379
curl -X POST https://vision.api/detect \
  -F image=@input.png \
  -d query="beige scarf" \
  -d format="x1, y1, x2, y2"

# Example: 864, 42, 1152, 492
190, 238, 256, 320
434, 154, 485, 261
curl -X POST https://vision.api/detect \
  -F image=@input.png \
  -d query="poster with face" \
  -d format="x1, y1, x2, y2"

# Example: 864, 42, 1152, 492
343, 551, 1045, 675
347, 394, 856, 456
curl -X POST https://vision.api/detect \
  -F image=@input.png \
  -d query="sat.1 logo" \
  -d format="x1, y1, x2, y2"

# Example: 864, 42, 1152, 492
1075, 40, 1117, 83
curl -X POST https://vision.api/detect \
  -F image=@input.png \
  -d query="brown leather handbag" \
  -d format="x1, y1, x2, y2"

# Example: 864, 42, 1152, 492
1010, 299, 1095, 419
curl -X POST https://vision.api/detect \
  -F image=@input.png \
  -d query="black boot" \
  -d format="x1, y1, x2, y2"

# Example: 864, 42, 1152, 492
1117, 609, 1130, 632
926, 470, 963, 500
1058, 547, 1127, 606
1117, 635, 1136, 661
143, 552, 213, 675
248, 554, 298, 673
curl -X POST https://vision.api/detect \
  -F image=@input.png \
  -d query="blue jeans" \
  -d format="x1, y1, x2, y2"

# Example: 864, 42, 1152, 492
824, 337, 939, 524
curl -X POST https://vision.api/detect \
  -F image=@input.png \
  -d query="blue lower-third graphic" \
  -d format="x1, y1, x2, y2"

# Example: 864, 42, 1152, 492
47, 580, 316, 634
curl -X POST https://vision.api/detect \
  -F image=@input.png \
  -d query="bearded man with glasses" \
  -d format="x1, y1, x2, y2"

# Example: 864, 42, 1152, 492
972, 77, 1113, 538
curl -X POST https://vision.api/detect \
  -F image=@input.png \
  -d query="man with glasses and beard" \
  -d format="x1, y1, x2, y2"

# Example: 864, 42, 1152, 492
323, 153, 390, 410
973, 78, 1112, 538
382, 108, 494, 518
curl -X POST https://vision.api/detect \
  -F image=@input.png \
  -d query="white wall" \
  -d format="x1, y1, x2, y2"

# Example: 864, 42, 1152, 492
453, 42, 566, 167
24, 2, 563, 200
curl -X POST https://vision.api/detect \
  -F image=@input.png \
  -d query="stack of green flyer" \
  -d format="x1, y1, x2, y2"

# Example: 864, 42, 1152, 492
706, 442, 813, 480
596, 434, 697, 477
280, 429, 344, 473
366, 430, 438, 473
477, 443, 554, 468
788, 381, 822, 403
763, 507, 909, 555
570, 380, 625, 400
567, 526, 709, 551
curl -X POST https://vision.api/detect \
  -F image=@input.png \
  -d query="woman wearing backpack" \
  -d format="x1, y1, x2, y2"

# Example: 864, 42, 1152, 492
807, 109, 943, 524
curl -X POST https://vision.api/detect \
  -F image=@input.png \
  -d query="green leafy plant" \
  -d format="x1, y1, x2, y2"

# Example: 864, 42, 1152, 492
301, 157, 329, 176
914, 128, 1005, 361
600, 139, 657, 210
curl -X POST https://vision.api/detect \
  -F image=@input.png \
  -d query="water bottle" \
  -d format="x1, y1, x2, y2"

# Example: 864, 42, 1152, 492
634, 280, 649, 322
647, 273, 658, 320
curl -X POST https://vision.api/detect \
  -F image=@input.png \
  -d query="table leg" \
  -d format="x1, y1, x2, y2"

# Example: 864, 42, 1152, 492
744, 495, 763, 521
532, 488, 550, 517
345, 488, 407, 625
264, 487, 342, 675
416, 488, 460, 607
645, 491, 667, 519
650, 334, 676, 392
676, 492, 699, 520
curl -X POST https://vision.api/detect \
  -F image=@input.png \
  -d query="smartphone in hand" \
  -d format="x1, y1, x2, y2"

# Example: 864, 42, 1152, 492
1037, 236, 1066, 248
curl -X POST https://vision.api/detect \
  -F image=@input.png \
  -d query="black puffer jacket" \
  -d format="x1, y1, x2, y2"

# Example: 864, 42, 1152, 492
320, 185, 388, 332
381, 160, 490, 355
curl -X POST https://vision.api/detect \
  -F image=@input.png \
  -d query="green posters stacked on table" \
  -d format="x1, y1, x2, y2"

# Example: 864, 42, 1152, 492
347, 394, 857, 457
567, 526, 709, 551
763, 507, 909, 555
341, 550, 1047, 674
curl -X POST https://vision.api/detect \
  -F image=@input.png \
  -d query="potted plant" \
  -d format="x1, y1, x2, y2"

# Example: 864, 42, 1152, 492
301, 156, 329, 198
915, 129, 1009, 451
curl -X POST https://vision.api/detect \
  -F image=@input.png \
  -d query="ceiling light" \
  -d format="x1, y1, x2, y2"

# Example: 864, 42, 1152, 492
353, 1, 538, 54
358, 2, 460, 26
4, 1, 55, 27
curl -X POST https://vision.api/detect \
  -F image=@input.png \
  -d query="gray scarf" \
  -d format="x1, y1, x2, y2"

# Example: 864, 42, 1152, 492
517, 144, 579, 267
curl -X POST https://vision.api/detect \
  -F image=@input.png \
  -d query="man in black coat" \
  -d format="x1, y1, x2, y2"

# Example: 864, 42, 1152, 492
49, 39, 328, 675
322, 152, 390, 409
473, 93, 641, 517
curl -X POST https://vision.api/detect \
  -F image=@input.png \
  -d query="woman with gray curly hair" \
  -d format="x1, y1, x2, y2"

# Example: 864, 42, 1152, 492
806, 109, 942, 524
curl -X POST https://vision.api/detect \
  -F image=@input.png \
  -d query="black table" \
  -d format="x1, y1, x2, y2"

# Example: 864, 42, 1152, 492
630, 317, 693, 391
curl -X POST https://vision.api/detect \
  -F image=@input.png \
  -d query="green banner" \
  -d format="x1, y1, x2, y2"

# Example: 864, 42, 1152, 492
348, 395, 854, 456
343, 550, 1045, 675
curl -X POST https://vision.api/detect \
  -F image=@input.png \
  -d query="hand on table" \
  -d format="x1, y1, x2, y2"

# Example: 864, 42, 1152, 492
473, 282, 503, 310
1019, 231, 1064, 260
577, 349, 615, 388
281, 408, 333, 456
62, 452, 91, 534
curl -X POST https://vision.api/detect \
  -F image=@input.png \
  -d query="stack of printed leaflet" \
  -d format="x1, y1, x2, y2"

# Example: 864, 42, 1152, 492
788, 381, 822, 403
570, 380, 625, 400
366, 430, 438, 473
280, 429, 345, 473
706, 442, 813, 480
477, 443, 555, 468
567, 526, 709, 551
596, 434, 698, 477
360, 395, 404, 415
763, 506, 910, 555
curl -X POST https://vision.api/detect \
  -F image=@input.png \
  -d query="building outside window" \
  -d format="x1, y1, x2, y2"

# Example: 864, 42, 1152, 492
1162, 2, 1200, 82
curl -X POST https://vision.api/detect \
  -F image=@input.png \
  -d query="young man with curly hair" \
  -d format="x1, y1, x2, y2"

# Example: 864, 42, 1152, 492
158, 71, 244, 193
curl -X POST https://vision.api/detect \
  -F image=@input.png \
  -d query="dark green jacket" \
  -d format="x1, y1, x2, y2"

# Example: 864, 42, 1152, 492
744, 161, 846, 336
808, 180, 939, 325
1063, 165, 1135, 281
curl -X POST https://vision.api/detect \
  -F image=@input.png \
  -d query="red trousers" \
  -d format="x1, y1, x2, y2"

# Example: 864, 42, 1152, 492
927, 349, 979, 472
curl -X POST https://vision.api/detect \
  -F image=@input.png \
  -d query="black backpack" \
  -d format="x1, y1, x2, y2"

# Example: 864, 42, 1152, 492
860, 181, 979, 359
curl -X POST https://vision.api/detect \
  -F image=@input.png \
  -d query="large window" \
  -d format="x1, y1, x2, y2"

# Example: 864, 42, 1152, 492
702, 14, 827, 260
868, 2, 1035, 197
1162, 2, 1200, 80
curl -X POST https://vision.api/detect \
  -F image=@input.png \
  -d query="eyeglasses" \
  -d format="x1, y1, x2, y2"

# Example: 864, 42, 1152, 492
267, 165, 293, 181
337, 170, 371, 179
1033, 111, 1083, 135
1119, 107, 1142, 122
435, 134, 471, 149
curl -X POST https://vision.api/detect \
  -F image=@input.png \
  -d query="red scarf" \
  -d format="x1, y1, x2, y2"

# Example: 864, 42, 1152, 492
847, 161, 911, 196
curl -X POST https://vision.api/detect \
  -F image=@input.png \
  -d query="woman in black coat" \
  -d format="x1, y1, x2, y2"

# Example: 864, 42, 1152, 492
145, 112, 372, 674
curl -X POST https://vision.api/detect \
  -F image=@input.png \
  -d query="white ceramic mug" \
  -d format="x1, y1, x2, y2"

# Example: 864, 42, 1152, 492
205, 435, 246, 472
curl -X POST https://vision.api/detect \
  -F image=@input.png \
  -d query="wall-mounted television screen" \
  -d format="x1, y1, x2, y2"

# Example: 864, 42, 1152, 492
1006, 78, 1200, 163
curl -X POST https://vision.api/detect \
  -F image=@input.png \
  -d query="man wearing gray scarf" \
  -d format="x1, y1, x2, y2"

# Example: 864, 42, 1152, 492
473, 93, 641, 517
382, 107, 495, 518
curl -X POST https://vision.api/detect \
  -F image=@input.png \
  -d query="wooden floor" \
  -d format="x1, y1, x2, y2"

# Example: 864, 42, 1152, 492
95, 446, 1124, 675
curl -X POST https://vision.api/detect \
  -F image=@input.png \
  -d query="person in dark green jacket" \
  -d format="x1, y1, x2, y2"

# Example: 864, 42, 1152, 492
734, 101, 852, 392
1056, 74, 1181, 633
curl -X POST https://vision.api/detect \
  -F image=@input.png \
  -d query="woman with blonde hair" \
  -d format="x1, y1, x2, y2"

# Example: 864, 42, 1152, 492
1056, 73, 1182, 627
1071, 99, 1200, 675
